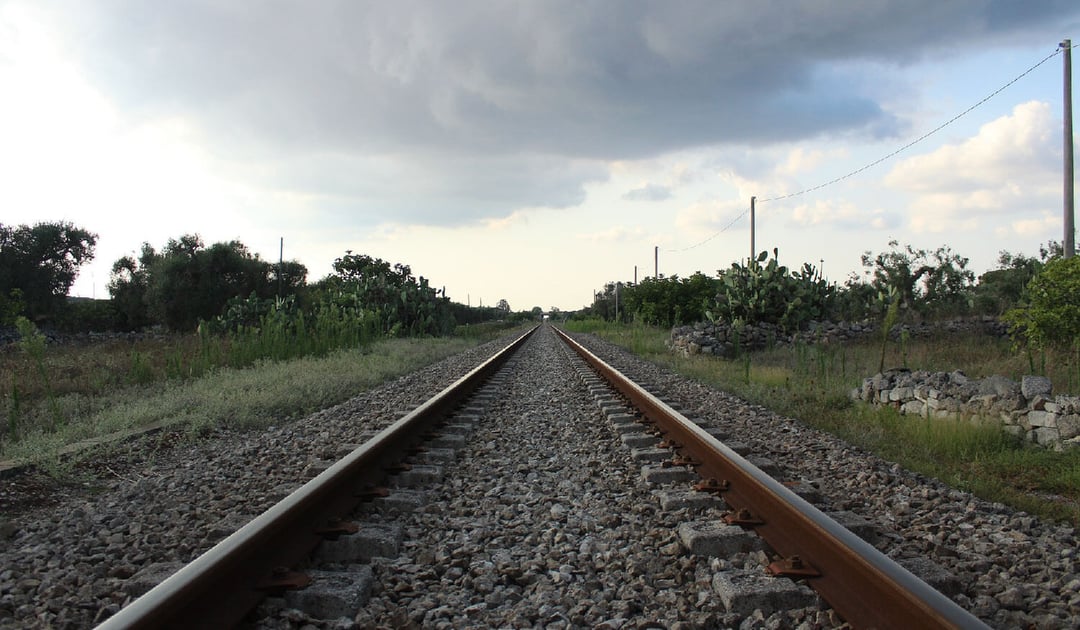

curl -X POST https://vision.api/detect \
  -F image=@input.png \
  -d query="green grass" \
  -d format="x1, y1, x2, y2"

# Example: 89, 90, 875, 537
1, 336, 485, 470
564, 319, 1080, 526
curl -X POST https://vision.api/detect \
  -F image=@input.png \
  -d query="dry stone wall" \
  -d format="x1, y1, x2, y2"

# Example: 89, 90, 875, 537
851, 369, 1080, 450
668, 317, 1075, 450
669, 318, 1008, 358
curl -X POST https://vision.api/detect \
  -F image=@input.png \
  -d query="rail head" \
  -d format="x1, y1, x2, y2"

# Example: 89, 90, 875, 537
553, 326, 989, 630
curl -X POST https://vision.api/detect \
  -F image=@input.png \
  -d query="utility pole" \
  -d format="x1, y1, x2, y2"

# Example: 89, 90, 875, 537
634, 265, 638, 284
654, 246, 659, 278
1063, 39, 1075, 258
750, 196, 756, 262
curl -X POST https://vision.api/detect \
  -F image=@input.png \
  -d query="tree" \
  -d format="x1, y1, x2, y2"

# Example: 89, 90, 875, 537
861, 241, 974, 318
271, 260, 308, 296
107, 243, 157, 331
973, 251, 1043, 316
328, 251, 453, 336
495, 299, 511, 313
1004, 256, 1080, 349
0, 221, 97, 324
109, 235, 281, 331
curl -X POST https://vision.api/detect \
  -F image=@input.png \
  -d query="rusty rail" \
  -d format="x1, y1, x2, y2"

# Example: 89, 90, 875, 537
95, 325, 539, 629
553, 327, 988, 630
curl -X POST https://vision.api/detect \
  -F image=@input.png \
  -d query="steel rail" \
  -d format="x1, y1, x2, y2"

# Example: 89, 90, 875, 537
95, 325, 539, 630
553, 327, 989, 630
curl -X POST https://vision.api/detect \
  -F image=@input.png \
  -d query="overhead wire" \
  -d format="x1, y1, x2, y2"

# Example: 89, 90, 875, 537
667, 44, 1066, 253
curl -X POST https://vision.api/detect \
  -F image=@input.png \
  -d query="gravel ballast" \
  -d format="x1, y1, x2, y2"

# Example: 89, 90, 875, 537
0, 325, 1077, 628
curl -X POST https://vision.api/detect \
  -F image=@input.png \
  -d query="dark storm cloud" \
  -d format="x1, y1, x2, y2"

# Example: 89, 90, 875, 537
39, 0, 1080, 224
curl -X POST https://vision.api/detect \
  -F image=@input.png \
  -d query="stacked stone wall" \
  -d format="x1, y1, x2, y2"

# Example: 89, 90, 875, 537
669, 317, 1008, 358
852, 370, 1080, 450
668, 317, 1077, 449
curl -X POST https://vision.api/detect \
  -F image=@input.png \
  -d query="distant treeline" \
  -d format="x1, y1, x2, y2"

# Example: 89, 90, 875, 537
1, 222, 536, 336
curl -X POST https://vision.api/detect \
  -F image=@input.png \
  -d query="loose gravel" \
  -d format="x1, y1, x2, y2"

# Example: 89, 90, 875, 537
1, 325, 1077, 629
567, 330, 1080, 629
0, 333, 522, 629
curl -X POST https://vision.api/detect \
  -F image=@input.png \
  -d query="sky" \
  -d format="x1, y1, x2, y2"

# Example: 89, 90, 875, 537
2, 1, 1079, 312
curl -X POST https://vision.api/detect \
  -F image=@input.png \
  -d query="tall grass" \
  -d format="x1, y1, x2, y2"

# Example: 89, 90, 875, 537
569, 320, 1080, 525
2, 306, 510, 460
1, 336, 481, 467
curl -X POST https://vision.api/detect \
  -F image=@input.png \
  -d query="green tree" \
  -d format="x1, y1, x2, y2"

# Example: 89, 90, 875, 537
109, 235, 289, 331
587, 282, 621, 322
861, 240, 974, 319
619, 273, 719, 327
329, 251, 452, 336
0, 221, 97, 323
107, 243, 157, 331
973, 251, 1043, 316
1004, 256, 1080, 349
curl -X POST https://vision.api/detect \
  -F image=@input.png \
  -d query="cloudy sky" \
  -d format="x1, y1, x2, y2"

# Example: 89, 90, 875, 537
3, 1, 1079, 311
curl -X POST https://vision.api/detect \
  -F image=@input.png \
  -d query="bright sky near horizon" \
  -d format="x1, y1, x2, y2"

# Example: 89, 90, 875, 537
2, 1, 1079, 312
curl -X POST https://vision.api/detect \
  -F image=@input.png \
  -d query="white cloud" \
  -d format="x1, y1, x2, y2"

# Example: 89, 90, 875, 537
995, 212, 1059, 238
775, 147, 849, 177
674, 198, 748, 232
575, 226, 647, 243
885, 100, 1058, 232
789, 199, 899, 230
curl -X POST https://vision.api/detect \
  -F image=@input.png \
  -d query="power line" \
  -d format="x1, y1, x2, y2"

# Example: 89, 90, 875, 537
668, 44, 1065, 252
668, 208, 749, 252
759, 45, 1063, 203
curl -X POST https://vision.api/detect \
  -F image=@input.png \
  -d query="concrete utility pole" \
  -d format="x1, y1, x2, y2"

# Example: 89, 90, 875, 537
1063, 39, 1075, 258
654, 246, 659, 278
750, 196, 756, 262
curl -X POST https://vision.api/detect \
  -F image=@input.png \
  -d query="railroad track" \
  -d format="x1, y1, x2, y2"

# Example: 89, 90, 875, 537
92, 324, 990, 628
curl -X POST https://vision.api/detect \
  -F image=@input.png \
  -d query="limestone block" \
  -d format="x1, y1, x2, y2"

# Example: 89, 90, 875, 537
968, 394, 998, 410
901, 400, 925, 416
1033, 426, 1059, 445
993, 395, 1025, 413
890, 387, 914, 402
1027, 410, 1059, 428
1058, 415, 1080, 440
1021, 375, 1052, 399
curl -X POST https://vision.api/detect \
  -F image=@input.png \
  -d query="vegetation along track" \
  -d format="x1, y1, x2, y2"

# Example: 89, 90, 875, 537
2, 326, 1077, 628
